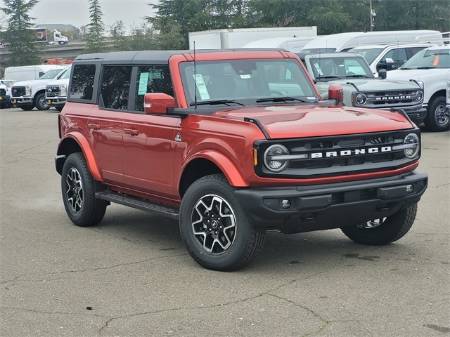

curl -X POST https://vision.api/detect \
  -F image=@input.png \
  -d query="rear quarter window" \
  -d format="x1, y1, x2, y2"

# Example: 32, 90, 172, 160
69, 64, 96, 101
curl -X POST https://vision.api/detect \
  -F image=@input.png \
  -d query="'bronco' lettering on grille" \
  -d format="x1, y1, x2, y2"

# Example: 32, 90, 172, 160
310, 146, 392, 159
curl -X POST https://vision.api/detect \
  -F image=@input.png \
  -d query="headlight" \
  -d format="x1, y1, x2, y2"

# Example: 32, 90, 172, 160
415, 90, 424, 103
354, 92, 367, 105
404, 133, 420, 159
60, 84, 67, 96
25, 86, 32, 96
264, 144, 289, 172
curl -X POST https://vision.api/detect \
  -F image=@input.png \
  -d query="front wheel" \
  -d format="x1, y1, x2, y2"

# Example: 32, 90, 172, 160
179, 174, 264, 271
61, 153, 107, 227
341, 203, 417, 245
35, 92, 50, 111
425, 96, 449, 131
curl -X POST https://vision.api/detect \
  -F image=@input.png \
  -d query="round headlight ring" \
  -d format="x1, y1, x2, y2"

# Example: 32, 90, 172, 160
415, 90, 424, 102
404, 133, 419, 159
264, 144, 289, 172
355, 93, 367, 105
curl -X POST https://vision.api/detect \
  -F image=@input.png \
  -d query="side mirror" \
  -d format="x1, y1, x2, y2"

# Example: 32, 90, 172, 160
144, 93, 176, 114
378, 69, 387, 79
328, 84, 344, 105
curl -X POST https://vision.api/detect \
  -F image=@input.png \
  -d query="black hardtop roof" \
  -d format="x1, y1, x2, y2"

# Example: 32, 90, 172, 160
74, 49, 288, 65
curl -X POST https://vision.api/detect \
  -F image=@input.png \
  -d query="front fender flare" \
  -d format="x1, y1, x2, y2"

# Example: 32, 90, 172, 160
184, 150, 248, 188
57, 132, 102, 181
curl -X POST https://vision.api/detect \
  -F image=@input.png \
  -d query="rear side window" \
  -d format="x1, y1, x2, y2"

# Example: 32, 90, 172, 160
134, 65, 173, 112
100, 66, 132, 110
70, 64, 96, 100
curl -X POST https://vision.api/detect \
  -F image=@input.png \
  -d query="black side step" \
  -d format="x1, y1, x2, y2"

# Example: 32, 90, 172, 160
95, 191, 179, 219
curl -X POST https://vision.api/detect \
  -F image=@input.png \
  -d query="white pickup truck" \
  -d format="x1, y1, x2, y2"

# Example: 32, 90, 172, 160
387, 46, 450, 131
11, 66, 68, 111
45, 67, 71, 111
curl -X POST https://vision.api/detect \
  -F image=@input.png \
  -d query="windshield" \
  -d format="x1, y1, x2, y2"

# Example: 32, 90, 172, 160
401, 48, 450, 69
59, 68, 71, 80
39, 69, 63, 80
180, 59, 317, 106
351, 48, 384, 64
309, 56, 372, 81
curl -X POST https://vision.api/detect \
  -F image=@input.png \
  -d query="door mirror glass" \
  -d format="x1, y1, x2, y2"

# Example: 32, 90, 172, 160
144, 93, 176, 114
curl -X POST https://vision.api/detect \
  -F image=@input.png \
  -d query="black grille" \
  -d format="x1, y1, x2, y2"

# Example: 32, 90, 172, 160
365, 90, 421, 107
0, 88, 6, 96
12, 86, 26, 97
46, 85, 60, 97
256, 130, 420, 178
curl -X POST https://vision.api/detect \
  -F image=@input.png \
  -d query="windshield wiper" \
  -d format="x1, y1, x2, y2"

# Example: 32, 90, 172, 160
256, 96, 312, 103
346, 74, 372, 78
190, 99, 244, 107
316, 75, 343, 81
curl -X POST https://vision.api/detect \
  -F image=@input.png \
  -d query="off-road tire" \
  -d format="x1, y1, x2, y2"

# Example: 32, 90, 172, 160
179, 174, 265, 271
56, 105, 64, 112
35, 92, 50, 111
425, 96, 449, 131
61, 153, 107, 227
341, 203, 417, 245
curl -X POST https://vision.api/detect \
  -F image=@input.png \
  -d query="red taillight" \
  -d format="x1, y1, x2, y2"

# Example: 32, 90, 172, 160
328, 84, 344, 105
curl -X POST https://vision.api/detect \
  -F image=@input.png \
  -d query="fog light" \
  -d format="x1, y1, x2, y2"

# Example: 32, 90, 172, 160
406, 185, 413, 192
281, 199, 291, 209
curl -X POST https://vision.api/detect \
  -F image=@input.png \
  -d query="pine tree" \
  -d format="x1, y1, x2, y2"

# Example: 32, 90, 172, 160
1, 0, 40, 66
86, 0, 104, 52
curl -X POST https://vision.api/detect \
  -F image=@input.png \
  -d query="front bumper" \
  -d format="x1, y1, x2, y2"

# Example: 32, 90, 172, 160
11, 97, 33, 107
47, 97, 67, 107
388, 104, 427, 124
234, 171, 427, 233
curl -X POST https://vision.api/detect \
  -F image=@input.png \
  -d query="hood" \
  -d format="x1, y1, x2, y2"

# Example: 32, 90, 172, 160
12, 79, 51, 87
387, 68, 447, 82
326, 79, 420, 91
46, 78, 70, 86
214, 104, 413, 139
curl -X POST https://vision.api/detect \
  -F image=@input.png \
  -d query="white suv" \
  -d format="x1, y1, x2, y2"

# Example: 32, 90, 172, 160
387, 46, 450, 131
11, 66, 68, 111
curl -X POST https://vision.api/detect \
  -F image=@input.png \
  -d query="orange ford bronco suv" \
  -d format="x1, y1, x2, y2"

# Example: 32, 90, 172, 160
55, 50, 428, 270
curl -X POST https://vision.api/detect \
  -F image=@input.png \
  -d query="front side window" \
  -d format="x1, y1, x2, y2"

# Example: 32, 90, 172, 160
401, 48, 450, 69
39, 69, 64, 80
100, 66, 132, 110
379, 48, 407, 70
180, 59, 317, 106
134, 65, 173, 112
351, 48, 384, 65
70, 64, 96, 100
309, 57, 372, 81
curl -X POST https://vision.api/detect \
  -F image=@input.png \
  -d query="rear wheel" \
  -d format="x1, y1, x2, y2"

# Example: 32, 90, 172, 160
61, 153, 107, 227
179, 174, 264, 271
425, 96, 449, 131
35, 92, 49, 111
341, 204, 417, 245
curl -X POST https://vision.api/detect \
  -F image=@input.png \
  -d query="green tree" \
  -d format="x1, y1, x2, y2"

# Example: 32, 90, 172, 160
1, 0, 40, 66
86, 0, 104, 52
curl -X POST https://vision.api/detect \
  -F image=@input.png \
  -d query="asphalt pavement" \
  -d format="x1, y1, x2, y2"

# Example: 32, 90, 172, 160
1, 108, 449, 337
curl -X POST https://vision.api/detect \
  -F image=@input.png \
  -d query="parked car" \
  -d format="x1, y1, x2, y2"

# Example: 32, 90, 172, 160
303, 53, 426, 124
351, 43, 431, 76
387, 45, 450, 131
0, 79, 14, 108
4, 64, 65, 82
55, 50, 427, 271
300, 30, 443, 57
11, 67, 69, 111
46, 66, 71, 111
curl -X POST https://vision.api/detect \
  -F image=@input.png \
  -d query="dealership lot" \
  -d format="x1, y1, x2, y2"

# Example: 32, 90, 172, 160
0, 108, 449, 337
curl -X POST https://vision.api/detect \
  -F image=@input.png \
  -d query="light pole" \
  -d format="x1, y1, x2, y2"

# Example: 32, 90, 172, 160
369, 0, 376, 31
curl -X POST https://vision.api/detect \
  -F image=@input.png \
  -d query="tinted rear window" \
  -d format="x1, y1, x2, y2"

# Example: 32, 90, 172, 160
70, 64, 96, 100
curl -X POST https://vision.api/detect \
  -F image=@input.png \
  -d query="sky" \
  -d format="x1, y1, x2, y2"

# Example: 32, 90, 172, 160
3, 0, 159, 31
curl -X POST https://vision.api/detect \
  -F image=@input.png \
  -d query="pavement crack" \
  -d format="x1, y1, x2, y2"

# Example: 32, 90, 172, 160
97, 278, 298, 335
0, 305, 107, 318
